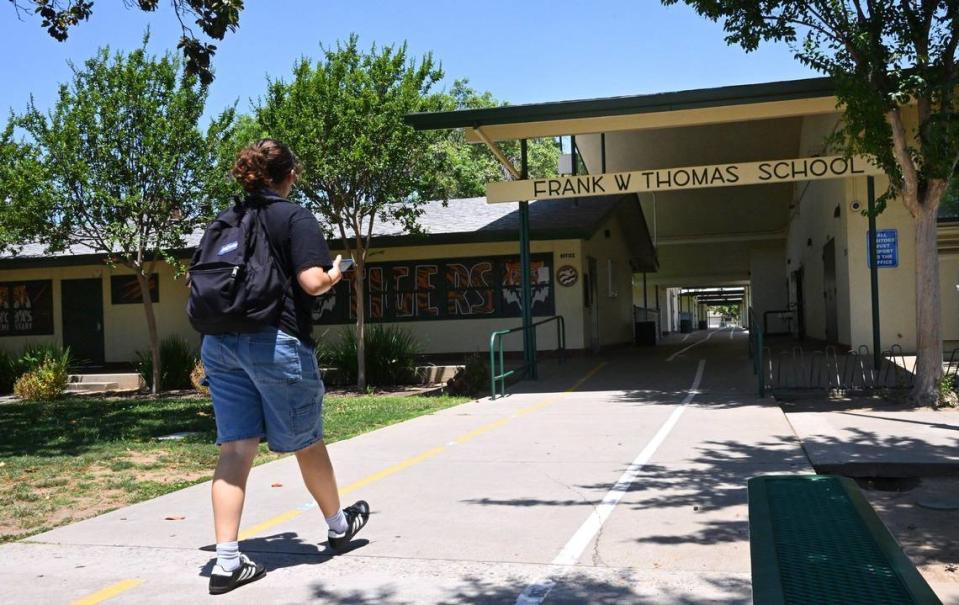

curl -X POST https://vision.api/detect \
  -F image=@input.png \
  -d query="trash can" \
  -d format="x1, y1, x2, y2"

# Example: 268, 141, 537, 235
680, 319, 692, 334
698, 320, 707, 330
634, 320, 657, 345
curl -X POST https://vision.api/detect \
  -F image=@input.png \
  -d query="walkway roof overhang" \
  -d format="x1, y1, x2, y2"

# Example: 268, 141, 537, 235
406, 77, 837, 142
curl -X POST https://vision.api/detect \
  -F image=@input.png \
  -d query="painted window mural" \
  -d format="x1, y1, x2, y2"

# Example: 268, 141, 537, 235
0, 281, 54, 336
313, 253, 554, 324
111, 274, 159, 305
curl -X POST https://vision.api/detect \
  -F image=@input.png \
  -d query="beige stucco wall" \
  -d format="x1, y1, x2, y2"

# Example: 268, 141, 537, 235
785, 114, 852, 344
749, 243, 789, 330
0, 238, 600, 361
582, 213, 636, 348
844, 175, 919, 351
786, 111, 959, 352
0, 262, 194, 362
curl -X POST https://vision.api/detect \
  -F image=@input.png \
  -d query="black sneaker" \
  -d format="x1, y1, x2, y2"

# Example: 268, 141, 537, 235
328, 500, 370, 551
208, 554, 266, 595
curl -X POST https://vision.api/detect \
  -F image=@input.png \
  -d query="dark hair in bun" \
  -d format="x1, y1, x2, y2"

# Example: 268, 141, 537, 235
231, 138, 299, 193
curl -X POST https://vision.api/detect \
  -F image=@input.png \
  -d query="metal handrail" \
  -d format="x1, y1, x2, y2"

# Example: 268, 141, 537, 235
489, 315, 566, 399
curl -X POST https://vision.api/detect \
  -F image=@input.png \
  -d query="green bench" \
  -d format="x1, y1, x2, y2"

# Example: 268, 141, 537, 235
748, 475, 942, 605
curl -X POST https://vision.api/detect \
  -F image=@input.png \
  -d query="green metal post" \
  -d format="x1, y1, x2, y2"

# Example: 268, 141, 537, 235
867, 176, 881, 371
758, 325, 765, 397
519, 139, 536, 379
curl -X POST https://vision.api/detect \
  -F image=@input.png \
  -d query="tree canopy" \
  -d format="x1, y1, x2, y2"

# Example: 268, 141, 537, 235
254, 35, 450, 389
433, 80, 560, 198
1, 39, 235, 390
9, 0, 243, 84
663, 1, 959, 214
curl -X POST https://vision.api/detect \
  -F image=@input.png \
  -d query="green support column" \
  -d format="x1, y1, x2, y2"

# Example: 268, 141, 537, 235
867, 176, 881, 370
519, 139, 536, 379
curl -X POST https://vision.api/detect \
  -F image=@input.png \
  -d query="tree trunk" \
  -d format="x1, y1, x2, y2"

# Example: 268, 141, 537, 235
354, 255, 367, 391
911, 206, 943, 404
137, 270, 161, 395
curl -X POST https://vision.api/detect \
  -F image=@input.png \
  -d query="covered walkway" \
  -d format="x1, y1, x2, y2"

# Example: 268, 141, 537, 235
1, 332, 810, 604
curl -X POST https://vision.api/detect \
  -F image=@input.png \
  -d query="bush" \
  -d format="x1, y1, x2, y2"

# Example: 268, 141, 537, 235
13, 354, 69, 401
191, 359, 210, 396
319, 325, 421, 387
938, 374, 958, 408
136, 336, 198, 391
0, 344, 72, 395
447, 352, 489, 397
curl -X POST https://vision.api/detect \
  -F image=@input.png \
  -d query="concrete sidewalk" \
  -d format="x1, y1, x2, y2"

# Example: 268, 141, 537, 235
782, 399, 959, 476
1, 330, 810, 604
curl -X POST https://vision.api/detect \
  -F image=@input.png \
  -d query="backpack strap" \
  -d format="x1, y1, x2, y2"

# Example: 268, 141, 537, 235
241, 194, 295, 306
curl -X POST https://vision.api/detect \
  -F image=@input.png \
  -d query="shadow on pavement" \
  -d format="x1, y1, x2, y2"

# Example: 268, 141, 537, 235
308, 571, 751, 604
460, 432, 804, 549
197, 532, 369, 576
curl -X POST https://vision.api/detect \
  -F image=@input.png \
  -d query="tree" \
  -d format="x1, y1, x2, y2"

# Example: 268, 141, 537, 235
433, 80, 560, 197
8, 0, 243, 84
1, 39, 235, 393
255, 35, 450, 390
665, 0, 959, 403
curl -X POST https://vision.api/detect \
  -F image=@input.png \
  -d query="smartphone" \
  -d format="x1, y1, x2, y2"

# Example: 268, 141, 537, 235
337, 258, 355, 271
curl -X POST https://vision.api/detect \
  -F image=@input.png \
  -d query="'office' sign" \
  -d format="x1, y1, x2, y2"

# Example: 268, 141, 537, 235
867, 229, 899, 269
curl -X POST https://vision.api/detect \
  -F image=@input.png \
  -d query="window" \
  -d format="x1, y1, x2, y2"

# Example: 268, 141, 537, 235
111, 274, 159, 305
0, 281, 53, 336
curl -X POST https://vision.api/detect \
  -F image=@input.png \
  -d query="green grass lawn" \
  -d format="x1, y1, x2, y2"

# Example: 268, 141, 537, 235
0, 392, 469, 543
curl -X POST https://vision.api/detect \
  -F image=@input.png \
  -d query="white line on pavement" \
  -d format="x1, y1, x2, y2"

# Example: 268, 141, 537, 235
729, 327, 735, 340
666, 330, 717, 362
515, 359, 707, 605
681, 333, 691, 342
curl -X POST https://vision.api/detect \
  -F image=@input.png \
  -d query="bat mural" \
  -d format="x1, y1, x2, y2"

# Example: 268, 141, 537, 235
0, 281, 53, 336
313, 253, 554, 324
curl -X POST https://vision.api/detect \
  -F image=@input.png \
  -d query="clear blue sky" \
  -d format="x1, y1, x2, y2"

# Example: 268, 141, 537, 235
2, 1, 818, 121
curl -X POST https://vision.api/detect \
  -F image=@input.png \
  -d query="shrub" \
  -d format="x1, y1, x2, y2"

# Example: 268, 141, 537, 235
1, 344, 72, 395
447, 352, 489, 397
191, 359, 210, 396
13, 354, 69, 401
16, 343, 72, 375
938, 374, 958, 408
136, 336, 198, 391
319, 325, 421, 386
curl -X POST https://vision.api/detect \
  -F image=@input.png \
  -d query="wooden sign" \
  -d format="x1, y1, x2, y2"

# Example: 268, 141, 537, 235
486, 155, 883, 203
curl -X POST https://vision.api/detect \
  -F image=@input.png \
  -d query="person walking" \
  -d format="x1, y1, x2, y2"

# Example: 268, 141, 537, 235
189, 139, 369, 595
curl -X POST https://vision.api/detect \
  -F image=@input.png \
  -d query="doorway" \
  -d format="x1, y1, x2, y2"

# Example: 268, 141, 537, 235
587, 256, 600, 353
792, 267, 806, 340
61, 278, 105, 366
822, 239, 838, 344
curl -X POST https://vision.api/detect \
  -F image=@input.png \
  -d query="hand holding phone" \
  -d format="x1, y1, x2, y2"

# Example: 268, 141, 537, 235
333, 255, 354, 272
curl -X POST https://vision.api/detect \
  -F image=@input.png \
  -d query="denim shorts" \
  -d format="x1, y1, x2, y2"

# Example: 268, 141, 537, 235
201, 328, 324, 453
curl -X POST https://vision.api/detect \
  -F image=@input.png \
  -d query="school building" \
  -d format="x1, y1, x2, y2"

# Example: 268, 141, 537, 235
0, 77, 957, 366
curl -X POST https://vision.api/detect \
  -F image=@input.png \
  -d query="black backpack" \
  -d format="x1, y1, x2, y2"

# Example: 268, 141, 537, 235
186, 194, 290, 334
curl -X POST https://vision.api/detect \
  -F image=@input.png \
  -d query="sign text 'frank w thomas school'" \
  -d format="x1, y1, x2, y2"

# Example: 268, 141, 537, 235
486, 155, 883, 203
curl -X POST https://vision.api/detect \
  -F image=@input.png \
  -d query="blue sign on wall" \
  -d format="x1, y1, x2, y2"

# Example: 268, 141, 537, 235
867, 229, 898, 268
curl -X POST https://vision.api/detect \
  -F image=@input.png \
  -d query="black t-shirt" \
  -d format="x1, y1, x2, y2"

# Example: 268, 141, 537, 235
248, 192, 331, 346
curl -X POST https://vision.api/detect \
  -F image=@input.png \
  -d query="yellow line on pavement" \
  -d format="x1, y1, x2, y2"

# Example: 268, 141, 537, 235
70, 579, 144, 605
238, 361, 607, 540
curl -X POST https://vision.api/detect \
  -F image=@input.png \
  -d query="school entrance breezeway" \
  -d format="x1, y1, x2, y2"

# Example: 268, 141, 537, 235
406, 77, 959, 391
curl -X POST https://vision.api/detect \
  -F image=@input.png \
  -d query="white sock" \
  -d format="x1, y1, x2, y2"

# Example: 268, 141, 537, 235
215, 541, 240, 573
326, 510, 347, 534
